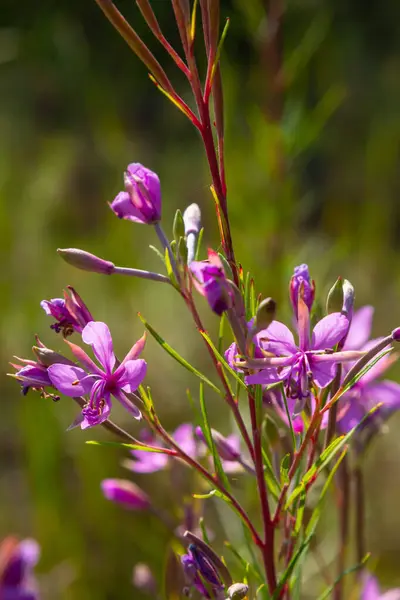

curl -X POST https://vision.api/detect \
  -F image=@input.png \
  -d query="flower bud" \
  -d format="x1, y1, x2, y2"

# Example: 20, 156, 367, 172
392, 327, 400, 342
32, 346, 75, 367
132, 563, 157, 595
57, 248, 114, 275
190, 250, 232, 316
227, 583, 249, 599
195, 427, 240, 462
110, 163, 161, 224
101, 479, 150, 510
254, 297, 276, 331
41, 287, 94, 336
342, 279, 355, 319
183, 203, 201, 236
290, 264, 315, 317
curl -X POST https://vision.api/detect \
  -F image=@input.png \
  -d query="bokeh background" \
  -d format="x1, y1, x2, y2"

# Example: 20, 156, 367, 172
2, 0, 400, 597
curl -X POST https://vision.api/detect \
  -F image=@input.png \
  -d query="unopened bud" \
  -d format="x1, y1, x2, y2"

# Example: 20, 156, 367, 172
392, 327, 400, 342
101, 479, 150, 510
227, 583, 249, 599
342, 279, 355, 319
32, 346, 75, 367
183, 203, 201, 235
57, 248, 114, 275
326, 277, 343, 314
195, 427, 240, 462
255, 297, 276, 330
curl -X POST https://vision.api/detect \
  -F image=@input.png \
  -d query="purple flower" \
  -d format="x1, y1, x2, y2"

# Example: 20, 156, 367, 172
125, 424, 196, 473
290, 264, 315, 317
336, 306, 400, 443
41, 286, 93, 336
194, 427, 245, 473
0, 537, 40, 600
181, 544, 225, 599
190, 250, 232, 316
243, 298, 359, 411
110, 163, 161, 225
11, 360, 52, 396
47, 322, 147, 428
101, 479, 150, 510
361, 572, 400, 600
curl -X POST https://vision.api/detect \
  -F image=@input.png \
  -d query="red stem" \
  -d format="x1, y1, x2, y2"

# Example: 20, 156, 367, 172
248, 391, 277, 594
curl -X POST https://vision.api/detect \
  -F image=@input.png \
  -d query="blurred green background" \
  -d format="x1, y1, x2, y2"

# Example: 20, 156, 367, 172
2, 0, 400, 597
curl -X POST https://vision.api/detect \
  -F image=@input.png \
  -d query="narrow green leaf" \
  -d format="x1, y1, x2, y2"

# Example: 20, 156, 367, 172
316, 554, 370, 600
272, 536, 311, 599
280, 453, 291, 485
209, 17, 230, 86
195, 227, 204, 260
261, 446, 281, 500
164, 246, 178, 287
199, 330, 247, 391
149, 244, 165, 262
86, 440, 168, 453
244, 271, 251, 321
139, 315, 222, 396
218, 313, 226, 355
199, 382, 230, 489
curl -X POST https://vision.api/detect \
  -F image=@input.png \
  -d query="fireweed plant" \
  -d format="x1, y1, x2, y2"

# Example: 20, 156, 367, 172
8, 1, 400, 599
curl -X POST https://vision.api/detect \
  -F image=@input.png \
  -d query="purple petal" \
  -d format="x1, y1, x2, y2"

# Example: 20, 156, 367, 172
356, 347, 395, 386
365, 380, 400, 411
173, 424, 196, 458
118, 359, 147, 393
48, 364, 93, 397
225, 342, 240, 370
109, 191, 147, 224
310, 360, 335, 388
113, 390, 142, 420
81, 389, 111, 429
381, 590, 400, 600
259, 321, 297, 355
361, 573, 381, 600
311, 313, 349, 351
127, 452, 169, 473
245, 369, 286, 386
82, 321, 115, 372
344, 306, 374, 351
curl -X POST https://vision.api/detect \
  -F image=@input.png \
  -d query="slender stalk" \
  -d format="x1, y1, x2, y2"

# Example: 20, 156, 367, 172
248, 391, 277, 594
354, 465, 366, 563
334, 456, 350, 600
113, 266, 171, 284
324, 365, 342, 450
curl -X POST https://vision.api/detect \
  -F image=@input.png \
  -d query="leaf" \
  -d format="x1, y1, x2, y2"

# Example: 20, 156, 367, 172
149, 244, 165, 262
164, 246, 178, 287
193, 488, 230, 502
199, 330, 247, 391
199, 382, 230, 489
138, 315, 222, 396
85, 440, 168, 453
195, 227, 204, 260
280, 453, 291, 485
316, 554, 370, 600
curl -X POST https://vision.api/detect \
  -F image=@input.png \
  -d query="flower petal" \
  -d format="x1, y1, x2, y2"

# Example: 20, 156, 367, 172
361, 573, 381, 600
119, 359, 147, 393
311, 313, 349, 350
173, 424, 196, 458
48, 364, 93, 397
126, 452, 169, 473
82, 321, 115, 372
245, 369, 285, 386
344, 306, 374, 351
310, 360, 335, 388
109, 191, 147, 224
258, 321, 297, 355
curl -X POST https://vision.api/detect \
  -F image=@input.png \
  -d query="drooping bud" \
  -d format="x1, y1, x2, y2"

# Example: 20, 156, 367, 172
227, 582, 249, 599
110, 163, 161, 225
32, 346, 75, 367
0, 537, 40, 599
190, 249, 232, 316
57, 248, 114, 275
183, 203, 201, 264
290, 264, 315, 317
41, 287, 94, 336
195, 427, 240, 462
101, 479, 150, 510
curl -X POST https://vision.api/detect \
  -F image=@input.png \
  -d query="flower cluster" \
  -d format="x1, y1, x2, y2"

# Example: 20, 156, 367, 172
8, 1, 400, 595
